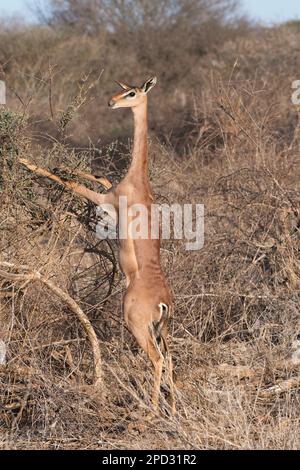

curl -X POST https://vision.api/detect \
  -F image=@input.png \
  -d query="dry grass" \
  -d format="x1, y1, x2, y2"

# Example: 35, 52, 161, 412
0, 20, 300, 450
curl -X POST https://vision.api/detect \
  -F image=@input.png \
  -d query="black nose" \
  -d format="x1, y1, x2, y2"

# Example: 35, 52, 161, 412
108, 99, 114, 107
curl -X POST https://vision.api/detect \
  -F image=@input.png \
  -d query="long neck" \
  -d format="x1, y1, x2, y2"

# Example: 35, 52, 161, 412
127, 101, 149, 180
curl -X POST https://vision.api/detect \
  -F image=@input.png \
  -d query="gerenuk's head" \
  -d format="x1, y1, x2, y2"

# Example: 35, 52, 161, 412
108, 76, 157, 109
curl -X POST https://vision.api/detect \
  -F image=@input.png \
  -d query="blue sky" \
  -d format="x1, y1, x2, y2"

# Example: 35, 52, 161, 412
243, 0, 300, 23
0, 0, 299, 24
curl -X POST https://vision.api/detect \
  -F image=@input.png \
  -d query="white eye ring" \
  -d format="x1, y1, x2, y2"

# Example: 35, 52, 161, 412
127, 91, 136, 98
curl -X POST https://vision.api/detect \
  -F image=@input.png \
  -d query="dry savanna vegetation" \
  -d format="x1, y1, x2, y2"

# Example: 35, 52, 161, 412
0, 0, 300, 450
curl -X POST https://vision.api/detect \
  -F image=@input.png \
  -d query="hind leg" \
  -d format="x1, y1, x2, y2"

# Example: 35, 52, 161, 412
148, 340, 164, 410
128, 323, 163, 410
161, 332, 176, 414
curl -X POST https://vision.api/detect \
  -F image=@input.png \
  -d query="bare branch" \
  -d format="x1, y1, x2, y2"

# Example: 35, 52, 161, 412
259, 377, 300, 398
0, 262, 103, 388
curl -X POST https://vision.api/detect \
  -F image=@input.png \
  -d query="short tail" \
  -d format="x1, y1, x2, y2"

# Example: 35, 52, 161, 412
149, 302, 171, 355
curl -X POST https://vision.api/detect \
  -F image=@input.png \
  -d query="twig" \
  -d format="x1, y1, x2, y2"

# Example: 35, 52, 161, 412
216, 359, 299, 378
259, 377, 300, 398
48, 61, 56, 121
178, 291, 275, 300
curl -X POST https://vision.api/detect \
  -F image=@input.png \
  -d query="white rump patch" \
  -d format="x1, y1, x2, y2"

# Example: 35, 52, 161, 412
158, 302, 168, 317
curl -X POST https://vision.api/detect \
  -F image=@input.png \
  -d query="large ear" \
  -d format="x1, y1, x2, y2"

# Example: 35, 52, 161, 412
114, 80, 131, 91
141, 76, 157, 94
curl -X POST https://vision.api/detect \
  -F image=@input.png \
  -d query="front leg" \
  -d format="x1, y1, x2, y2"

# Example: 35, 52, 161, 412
19, 158, 115, 207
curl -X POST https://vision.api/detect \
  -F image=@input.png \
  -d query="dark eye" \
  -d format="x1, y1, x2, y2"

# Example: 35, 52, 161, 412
128, 92, 136, 97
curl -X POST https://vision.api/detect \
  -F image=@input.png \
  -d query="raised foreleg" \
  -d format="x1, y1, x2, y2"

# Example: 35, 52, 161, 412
19, 158, 114, 206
